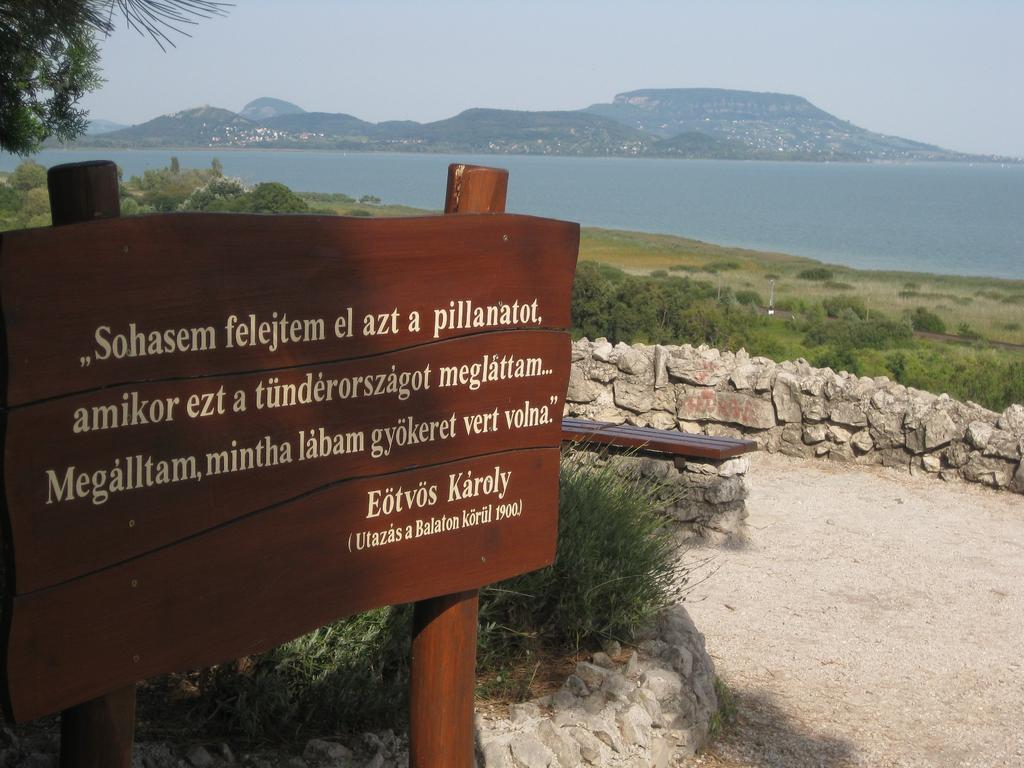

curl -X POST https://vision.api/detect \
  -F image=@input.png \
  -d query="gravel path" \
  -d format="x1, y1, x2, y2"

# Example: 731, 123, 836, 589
684, 452, 1024, 768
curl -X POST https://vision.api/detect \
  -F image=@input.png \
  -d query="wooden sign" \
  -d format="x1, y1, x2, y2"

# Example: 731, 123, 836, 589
0, 206, 579, 725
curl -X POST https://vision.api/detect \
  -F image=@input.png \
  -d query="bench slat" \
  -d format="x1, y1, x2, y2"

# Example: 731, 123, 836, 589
561, 418, 757, 460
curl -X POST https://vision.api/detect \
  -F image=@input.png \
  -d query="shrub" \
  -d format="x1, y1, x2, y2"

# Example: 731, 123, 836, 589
191, 607, 412, 740
797, 267, 834, 281
478, 453, 683, 657
189, 452, 684, 739
705, 259, 740, 272
821, 295, 867, 320
908, 307, 946, 334
804, 318, 912, 350
734, 289, 763, 307
957, 322, 982, 341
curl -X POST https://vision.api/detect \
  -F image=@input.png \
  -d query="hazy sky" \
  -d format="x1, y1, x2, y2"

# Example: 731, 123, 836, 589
83, 0, 1024, 157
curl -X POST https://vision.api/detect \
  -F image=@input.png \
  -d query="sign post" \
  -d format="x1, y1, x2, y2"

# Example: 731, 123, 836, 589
0, 161, 578, 767
47, 159, 138, 768
409, 164, 510, 767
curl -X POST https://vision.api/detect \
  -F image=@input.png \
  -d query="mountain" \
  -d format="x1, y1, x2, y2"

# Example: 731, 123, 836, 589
97, 105, 254, 147
85, 119, 127, 135
77, 90, 1016, 162
239, 97, 305, 121
585, 88, 960, 161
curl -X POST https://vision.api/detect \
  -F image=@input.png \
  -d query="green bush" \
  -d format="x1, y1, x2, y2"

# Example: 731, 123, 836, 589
797, 267, 834, 281
804, 318, 912, 350
192, 607, 412, 740
908, 307, 946, 334
821, 295, 867, 320
733, 289, 764, 307
478, 453, 682, 658
189, 452, 683, 740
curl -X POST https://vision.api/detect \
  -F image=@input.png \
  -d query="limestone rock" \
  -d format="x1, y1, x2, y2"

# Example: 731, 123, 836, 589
962, 453, 1015, 487
613, 379, 654, 413
566, 366, 602, 403
851, 430, 874, 453
653, 345, 670, 388
614, 344, 651, 377
828, 424, 852, 444
1011, 462, 1024, 494
666, 350, 729, 387
591, 340, 613, 362
772, 373, 802, 423
536, 720, 580, 768
984, 429, 1022, 461
799, 394, 827, 422
945, 441, 971, 468
508, 733, 553, 768
998, 404, 1024, 433
829, 402, 868, 427
618, 704, 653, 748
966, 420, 994, 450
730, 363, 758, 391
677, 387, 776, 429
588, 361, 618, 384
905, 407, 961, 453
481, 740, 513, 768
803, 423, 827, 444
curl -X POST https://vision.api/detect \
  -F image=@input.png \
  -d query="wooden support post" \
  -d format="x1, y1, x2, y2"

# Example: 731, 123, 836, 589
407, 164, 509, 768
47, 160, 136, 768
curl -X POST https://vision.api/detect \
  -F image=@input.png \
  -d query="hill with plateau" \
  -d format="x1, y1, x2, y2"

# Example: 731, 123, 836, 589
78, 89, 1016, 162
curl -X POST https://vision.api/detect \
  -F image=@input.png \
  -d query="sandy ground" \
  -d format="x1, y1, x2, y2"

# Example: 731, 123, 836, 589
683, 452, 1024, 768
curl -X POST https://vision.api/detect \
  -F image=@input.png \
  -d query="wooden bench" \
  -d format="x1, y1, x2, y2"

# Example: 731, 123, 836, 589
561, 417, 757, 543
561, 417, 757, 460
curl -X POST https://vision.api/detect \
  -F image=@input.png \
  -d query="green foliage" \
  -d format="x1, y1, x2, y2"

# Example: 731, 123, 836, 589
733, 289, 763, 307
804, 317, 912, 350
189, 454, 682, 740
0, 159, 51, 229
130, 163, 215, 211
705, 259, 740, 272
571, 261, 755, 348
821, 295, 867, 320
11, 160, 47, 191
798, 267, 834, 281
884, 347, 1024, 410
0, 3, 102, 154
358, 194, 382, 205
181, 176, 246, 211
908, 307, 946, 334
192, 607, 412, 740
957, 322, 982, 341
478, 454, 683, 657
708, 677, 738, 742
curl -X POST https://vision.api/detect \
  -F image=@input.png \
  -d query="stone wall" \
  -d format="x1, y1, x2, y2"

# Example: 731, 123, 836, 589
563, 449, 751, 544
566, 339, 1024, 495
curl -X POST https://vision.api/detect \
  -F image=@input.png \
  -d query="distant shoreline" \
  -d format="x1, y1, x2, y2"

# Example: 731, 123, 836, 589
41, 143, 1024, 165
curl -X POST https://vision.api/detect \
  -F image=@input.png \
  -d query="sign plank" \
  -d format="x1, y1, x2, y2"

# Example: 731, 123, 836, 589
6, 448, 559, 722
0, 213, 578, 406
6, 331, 569, 593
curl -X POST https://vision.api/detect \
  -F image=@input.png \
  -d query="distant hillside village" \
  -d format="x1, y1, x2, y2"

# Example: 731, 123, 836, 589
74, 89, 1018, 163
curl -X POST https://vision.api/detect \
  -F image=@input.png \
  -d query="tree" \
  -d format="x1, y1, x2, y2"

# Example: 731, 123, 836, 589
0, 1, 228, 155
10, 160, 48, 191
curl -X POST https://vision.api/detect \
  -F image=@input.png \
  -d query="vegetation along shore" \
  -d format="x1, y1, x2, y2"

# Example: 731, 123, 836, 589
3, 158, 1021, 411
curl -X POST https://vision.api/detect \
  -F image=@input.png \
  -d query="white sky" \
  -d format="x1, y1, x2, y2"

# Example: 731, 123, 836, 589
83, 0, 1024, 157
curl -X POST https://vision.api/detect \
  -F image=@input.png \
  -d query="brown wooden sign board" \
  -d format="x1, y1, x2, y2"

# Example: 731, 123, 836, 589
0, 208, 579, 725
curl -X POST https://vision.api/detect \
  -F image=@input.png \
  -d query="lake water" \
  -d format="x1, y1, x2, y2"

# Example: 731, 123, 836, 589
5, 149, 1023, 280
